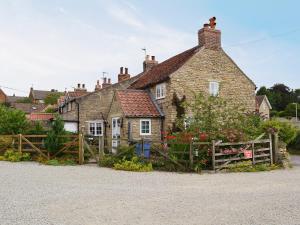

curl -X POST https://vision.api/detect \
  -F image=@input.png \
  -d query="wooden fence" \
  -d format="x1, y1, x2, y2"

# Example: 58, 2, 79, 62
0, 134, 85, 164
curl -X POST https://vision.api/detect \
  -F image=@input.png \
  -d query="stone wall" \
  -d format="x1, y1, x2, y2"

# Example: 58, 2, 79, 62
149, 47, 256, 131
258, 100, 270, 119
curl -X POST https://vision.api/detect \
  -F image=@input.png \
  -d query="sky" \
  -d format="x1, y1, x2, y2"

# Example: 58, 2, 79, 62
0, 0, 299, 96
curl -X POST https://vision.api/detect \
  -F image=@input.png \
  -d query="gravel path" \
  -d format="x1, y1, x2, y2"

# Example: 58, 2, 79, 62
1, 158, 300, 225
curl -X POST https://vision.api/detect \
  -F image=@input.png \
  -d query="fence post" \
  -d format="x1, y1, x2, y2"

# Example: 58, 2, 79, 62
212, 140, 216, 171
18, 134, 22, 153
189, 140, 194, 170
269, 133, 273, 165
251, 142, 255, 165
99, 136, 104, 160
272, 132, 279, 164
78, 133, 84, 165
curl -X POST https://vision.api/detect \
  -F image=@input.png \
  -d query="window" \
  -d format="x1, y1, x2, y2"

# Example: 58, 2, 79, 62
209, 81, 219, 97
156, 83, 166, 99
88, 121, 103, 136
140, 119, 151, 135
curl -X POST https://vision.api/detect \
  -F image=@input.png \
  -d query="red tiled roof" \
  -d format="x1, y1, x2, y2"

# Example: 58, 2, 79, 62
116, 90, 161, 117
130, 46, 200, 89
28, 113, 54, 121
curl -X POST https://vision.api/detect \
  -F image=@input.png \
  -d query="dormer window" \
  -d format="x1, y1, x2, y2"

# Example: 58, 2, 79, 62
209, 81, 219, 97
156, 83, 166, 99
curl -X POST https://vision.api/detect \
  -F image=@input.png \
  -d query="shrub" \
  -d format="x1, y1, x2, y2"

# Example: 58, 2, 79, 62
113, 156, 153, 172
227, 161, 280, 172
3, 149, 31, 162
45, 158, 76, 166
26, 121, 46, 135
261, 120, 297, 144
46, 159, 60, 166
0, 136, 13, 152
45, 115, 66, 154
288, 129, 300, 151
99, 155, 119, 168
0, 105, 29, 134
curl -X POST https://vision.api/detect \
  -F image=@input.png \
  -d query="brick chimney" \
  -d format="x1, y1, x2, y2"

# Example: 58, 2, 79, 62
118, 67, 131, 82
198, 17, 221, 50
102, 77, 112, 89
95, 80, 102, 91
143, 55, 158, 72
74, 83, 87, 93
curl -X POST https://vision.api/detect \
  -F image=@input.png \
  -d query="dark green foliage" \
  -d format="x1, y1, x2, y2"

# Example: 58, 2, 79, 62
0, 105, 28, 134
261, 120, 297, 144
44, 93, 63, 105
45, 115, 66, 153
26, 121, 46, 135
288, 130, 300, 151
257, 84, 300, 117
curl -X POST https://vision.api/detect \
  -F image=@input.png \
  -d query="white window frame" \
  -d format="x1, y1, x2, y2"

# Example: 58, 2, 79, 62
209, 81, 219, 97
140, 119, 151, 135
156, 83, 166, 99
87, 120, 103, 136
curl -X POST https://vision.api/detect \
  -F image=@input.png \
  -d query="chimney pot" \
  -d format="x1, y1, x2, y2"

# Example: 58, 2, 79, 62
103, 77, 107, 84
151, 56, 155, 60
146, 55, 150, 60
82, 84, 85, 89
198, 17, 221, 50
125, 67, 128, 74
77, 83, 80, 88
120, 67, 124, 74
108, 78, 111, 84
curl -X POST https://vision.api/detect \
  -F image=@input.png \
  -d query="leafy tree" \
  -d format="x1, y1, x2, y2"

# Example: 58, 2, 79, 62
44, 93, 62, 105
0, 105, 28, 134
256, 86, 268, 96
45, 115, 66, 153
283, 103, 300, 118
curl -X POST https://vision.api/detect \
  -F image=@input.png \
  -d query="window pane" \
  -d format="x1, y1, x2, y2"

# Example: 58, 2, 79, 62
96, 123, 102, 135
141, 120, 150, 134
89, 123, 95, 135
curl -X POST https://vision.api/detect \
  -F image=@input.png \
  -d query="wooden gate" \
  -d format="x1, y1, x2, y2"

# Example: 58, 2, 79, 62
212, 135, 273, 171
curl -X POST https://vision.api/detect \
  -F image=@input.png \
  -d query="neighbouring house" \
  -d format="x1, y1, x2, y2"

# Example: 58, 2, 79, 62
0, 88, 6, 103
256, 95, 272, 119
59, 17, 257, 152
59, 68, 141, 133
107, 90, 163, 152
10, 103, 46, 115
29, 87, 62, 104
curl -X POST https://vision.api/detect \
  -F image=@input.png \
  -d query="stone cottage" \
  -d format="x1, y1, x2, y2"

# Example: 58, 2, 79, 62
107, 90, 163, 152
59, 17, 257, 151
130, 17, 256, 132
59, 68, 141, 134
256, 95, 272, 119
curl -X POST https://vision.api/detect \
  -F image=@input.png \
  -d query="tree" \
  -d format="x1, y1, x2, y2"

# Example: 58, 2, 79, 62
44, 93, 62, 105
45, 115, 66, 153
283, 103, 300, 118
256, 86, 268, 96
0, 105, 28, 134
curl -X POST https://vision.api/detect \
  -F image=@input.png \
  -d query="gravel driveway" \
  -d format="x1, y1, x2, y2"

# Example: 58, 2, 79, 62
1, 157, 300, 225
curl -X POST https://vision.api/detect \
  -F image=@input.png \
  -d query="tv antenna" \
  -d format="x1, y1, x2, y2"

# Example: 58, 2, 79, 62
141, 47, 147, 56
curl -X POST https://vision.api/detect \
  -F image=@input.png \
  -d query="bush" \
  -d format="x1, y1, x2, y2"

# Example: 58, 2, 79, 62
99, 155, 119, 168
0, 136, 13, 152
3, 149, 31, 162
113, 157, 153, 172
227, 161, 279, 172
288, 130, 300, 151
261, 120, 297, 144
45, 115, 66, 154
0, 105, 29, 134
45, 158, 76, 166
